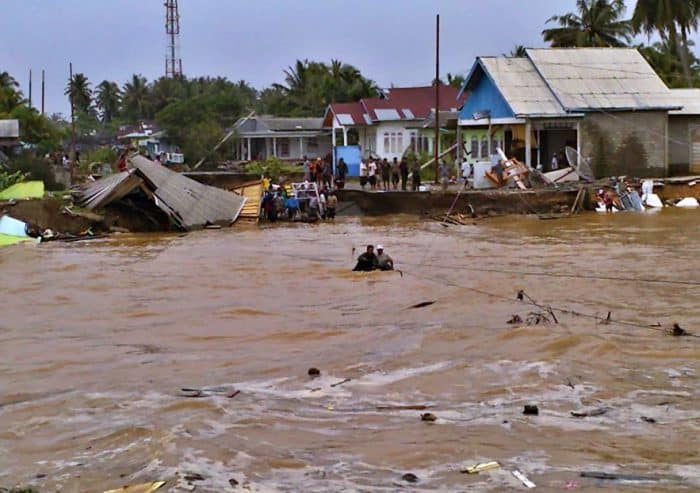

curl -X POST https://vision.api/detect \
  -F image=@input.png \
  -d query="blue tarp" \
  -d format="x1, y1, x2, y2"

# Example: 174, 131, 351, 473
335, 145, 362, 177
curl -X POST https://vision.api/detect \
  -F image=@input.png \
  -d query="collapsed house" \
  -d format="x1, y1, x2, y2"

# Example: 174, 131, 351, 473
79, 155, 246, 230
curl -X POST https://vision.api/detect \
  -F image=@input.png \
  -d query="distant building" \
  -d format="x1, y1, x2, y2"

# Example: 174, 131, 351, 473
0, 119, 20, 160
116, 121, 182, 164
323, 85, 467, 161
458, 48, 679, 177
228, 114, 331, 162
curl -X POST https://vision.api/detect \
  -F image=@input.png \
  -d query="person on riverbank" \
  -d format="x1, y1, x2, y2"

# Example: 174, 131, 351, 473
322, 159, 333, 189
353, 245, 378, 271
326, 192, 338, 220
359, 159, 369, 190
375, 245, 394, 271
368, 158, 378, 190
461, 159, 472, 189
381, 158, 391, 190
336, 158, 348, 189
315, 158, 325, 189
400, 158, 409, 191
439, 160, 450, 192
411, 161, 421, 191
391, 158, 400, 190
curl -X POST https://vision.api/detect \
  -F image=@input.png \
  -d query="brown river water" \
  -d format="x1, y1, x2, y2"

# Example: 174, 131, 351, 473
1, 210, 699, 492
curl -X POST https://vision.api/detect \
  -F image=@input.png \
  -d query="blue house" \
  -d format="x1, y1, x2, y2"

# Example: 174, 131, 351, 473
458, 48, 679, 177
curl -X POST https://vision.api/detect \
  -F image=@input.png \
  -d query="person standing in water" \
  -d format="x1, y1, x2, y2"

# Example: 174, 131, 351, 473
353, 245, 378, 271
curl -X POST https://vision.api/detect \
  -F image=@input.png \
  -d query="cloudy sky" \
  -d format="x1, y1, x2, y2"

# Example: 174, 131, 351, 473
0, 0, 686, 115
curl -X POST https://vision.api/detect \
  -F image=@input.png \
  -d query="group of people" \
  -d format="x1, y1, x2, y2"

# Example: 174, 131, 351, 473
359, 156, 423, 191
303, 156, 348, 190
262, 183, 338, 223
353, 244, 394, 271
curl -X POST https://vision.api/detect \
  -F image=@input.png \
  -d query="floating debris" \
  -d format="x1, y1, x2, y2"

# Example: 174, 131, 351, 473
571, 407, 609, 418
507, 314, 523, 325
671, 323, 691, 337
420, 412, 437, 422
409, 300, 436, 309
461, 461, 500, 474
523, 405, 539, 416
512, 469, 536, 489
580, 471, 677, 482
640, 416, 657, 424
103, 481, 166, 493
401, 473, 419, 483
330, 378, 351, 387
307, 367, 321, 377
228, 478, 239, 487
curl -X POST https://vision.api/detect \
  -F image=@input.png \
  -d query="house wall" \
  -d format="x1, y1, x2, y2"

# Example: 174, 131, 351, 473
668, 115, 696, 175
460, 128, 505, 162
580, 111, 668, 178
231, 136, 331, 161
372, 122, 421, 161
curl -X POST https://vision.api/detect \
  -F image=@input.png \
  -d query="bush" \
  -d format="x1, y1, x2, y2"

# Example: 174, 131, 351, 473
7, 152, 60, 190
0, 170, 24, 190
246, 156, 299, 181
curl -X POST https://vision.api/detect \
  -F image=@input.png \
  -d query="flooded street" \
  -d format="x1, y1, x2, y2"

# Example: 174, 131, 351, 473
1, 211, 699, 492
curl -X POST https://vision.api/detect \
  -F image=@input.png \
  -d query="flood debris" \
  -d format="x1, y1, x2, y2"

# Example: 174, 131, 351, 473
526, 311, 553, 325
671, 323, 691, 337
227, 390, 241, 399
228, 478, 239, 487
523, 405, 539, 416
512, 469, 536, 489
102, 481, 166, 493
179, 388, 204, 398
461, 461, 500, 474
182, 473, 205, 482
640, 416, 657, 423
79, 155, 246, 230
401, 473, 419, 483
330, 378, 351, 387
376, 404, 428, 411
420, 412, 437, 422
579, 471, 679, 482
507, 314, 523, 325
409, 300, 436, 309
307, 367, 321, 377
571, 407, 609, 418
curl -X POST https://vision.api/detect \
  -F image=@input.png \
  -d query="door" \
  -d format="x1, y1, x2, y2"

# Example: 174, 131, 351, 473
690, 125, 700, 174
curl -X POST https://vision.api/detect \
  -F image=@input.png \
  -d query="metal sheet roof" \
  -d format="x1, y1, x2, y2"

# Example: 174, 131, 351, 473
668, 88, 700, 115
479, 57, 566, 116
80, 156, 246, 230
374, 108, 401, 120
0, 120, 20, 139
336, 114, 355, 126
526, 48, 676, 111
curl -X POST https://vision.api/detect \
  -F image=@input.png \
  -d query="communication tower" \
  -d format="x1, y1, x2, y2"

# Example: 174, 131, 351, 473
165, 0, 183, 78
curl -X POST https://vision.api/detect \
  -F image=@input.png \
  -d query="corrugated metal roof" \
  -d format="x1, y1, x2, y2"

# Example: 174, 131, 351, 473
668, 88, 700, 115
479, 57, 566, 116
80, 156, 246, 230
0, 120, 20, 139
374, 108, 401, 120
526, 48, 676, 111
336, 114, 355, 125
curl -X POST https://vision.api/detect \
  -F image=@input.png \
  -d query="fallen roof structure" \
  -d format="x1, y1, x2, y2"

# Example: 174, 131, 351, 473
79, 155, 246, 230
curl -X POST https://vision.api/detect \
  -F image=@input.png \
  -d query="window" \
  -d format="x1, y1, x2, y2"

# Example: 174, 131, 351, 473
480, 136, 488, 158
383, 132, 390, 154
410, 132, 417, 152
470, 138, 478, 158
491, 139, 500, 154
422, 136, 430, 153
390, 132, 397, 153
397, 133, 403, 154
279, 138, 289, 157
307, 137, 318, 149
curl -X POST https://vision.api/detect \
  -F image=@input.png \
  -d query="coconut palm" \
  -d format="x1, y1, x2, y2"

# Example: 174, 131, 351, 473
95, 80, 122, 122
122, 74, 152, 121
510, 45, 528, 57
0, 71, 23, 113
65, 72, 92, 114
632, 0, 700, 86
446, 73, 466, 88
542, 0, 632, 48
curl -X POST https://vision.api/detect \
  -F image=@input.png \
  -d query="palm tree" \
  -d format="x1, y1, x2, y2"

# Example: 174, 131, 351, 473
95, 80, 122, 122
510, 45, 528, 57
0, 71, 23, 113
542, 0, 632, 48
632, 0, 700, 86
122, 74, 152, 121
65, 73, 92, 114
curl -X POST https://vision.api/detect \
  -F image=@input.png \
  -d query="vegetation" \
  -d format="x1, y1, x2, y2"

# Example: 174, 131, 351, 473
543, 0, 632, 47
246, 156, 302, 181
0, 170, 24, 190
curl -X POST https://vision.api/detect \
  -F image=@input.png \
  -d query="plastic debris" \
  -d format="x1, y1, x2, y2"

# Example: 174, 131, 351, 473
421, 412, 437, 422
461, 461, 500, 474
512, 469, 536, 489
103, 481, 166, 493
676, 197, 700, 208
571, 407, 609, 418
523, 405, 539, 416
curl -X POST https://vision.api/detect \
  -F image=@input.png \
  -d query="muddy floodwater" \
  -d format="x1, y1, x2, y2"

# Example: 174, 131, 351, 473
1, 211, 699, 492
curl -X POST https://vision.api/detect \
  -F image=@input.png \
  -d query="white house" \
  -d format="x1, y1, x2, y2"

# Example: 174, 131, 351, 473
322, 85, 467, 162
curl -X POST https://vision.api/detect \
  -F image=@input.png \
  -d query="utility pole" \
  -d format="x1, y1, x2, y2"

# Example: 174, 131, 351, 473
28, 69, 32, 109
69, 62, 76, 181
41, 70, 45, 115
434, 14, 440, 184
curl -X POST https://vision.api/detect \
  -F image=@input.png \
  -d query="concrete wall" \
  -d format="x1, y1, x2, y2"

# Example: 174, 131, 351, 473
580, 111, 668, 178
372, 122, 420, 161
668, 115, 698, 175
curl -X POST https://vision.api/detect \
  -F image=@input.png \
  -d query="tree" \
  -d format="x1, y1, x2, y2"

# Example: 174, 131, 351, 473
632, 0, 700, 86
640, 39, 700, 88
0, 71, 23, 113
510, 45, 528, 57
65, 73, 93, 114
446, 73, 465, 88
542, 0, 632, 47
95, 80, 122, 122
122, 74, 152, 122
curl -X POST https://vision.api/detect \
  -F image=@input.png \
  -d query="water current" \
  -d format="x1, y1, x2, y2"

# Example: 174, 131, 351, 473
1, 210, 699, 492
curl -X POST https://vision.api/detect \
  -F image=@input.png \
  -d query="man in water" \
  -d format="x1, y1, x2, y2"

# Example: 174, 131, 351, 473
353, 245, 378, 271
375, 245, 394, 271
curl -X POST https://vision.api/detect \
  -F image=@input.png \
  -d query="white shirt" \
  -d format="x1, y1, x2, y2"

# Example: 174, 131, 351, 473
359, 162, 368, 177
461, 161, 471, 178
551, 156, 559, 170
368, 161, 377, 177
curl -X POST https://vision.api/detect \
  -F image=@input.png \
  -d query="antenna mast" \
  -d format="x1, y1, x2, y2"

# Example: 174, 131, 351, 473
165, 0, 183, 78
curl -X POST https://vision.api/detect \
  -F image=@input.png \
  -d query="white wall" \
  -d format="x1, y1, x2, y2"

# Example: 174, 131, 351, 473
372, 122, 418, 160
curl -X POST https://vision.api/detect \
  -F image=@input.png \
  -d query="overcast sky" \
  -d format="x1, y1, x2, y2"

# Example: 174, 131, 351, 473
1, 0, 689, 116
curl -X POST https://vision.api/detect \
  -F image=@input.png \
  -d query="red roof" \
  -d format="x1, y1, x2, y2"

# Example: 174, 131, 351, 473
324, 85, 466, 127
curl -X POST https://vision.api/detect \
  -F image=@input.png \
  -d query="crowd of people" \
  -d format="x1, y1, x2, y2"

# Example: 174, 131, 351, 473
358, 156, 425, 192
261, 182, 338, 223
